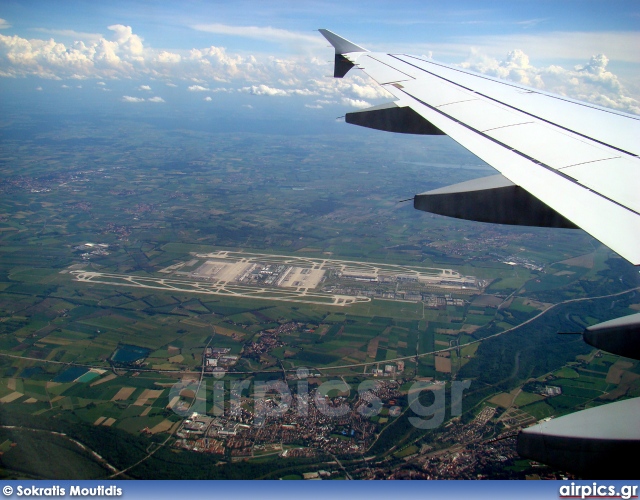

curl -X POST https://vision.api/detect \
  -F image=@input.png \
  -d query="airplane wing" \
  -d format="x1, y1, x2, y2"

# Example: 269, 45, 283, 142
319, 29, 640, 479
318, 29, 640, 266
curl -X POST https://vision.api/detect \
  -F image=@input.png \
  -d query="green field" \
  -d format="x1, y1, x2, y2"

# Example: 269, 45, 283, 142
0, 103, 638, 480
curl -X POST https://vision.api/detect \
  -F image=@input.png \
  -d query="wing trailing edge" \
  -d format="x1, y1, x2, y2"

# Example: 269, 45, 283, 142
345, 102, 445, 135
516, 398, 640, 479
414, 175, 578, 228
583, 312, 640, 360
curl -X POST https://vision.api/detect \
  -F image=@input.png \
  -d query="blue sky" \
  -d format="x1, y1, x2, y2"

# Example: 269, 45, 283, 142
1, 0, 639, 114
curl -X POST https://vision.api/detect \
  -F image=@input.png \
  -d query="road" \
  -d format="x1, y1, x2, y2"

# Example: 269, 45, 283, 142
307, 285, 640, 372
1, 287, 637, 377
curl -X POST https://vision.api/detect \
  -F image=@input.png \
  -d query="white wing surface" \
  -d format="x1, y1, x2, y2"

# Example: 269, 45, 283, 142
319, 28, 640, 479
319, 29, 640, 266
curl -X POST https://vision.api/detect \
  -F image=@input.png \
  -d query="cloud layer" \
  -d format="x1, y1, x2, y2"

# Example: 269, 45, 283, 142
0, 23, 637, 113
460, 49, 640, 114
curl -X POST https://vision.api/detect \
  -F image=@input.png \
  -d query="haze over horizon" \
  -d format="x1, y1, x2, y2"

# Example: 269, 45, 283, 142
1, 0, 639, 119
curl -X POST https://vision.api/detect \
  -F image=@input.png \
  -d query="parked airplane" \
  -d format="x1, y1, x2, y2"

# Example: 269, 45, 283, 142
319, 29, 639, 478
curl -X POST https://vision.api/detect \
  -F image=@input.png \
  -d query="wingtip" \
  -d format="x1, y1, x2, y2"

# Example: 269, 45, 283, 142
318, 29, 368, 54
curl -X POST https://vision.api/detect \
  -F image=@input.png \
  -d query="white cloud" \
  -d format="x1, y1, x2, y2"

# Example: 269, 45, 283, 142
2, 23, 637, 113
0, 18, 11, 30
305, 104, 322, 109
291, 88, 319, 96
237, 84, 318, 97
341, 97, 371, 109
381, 31, 640, 68
279, 78, 300, 86
35, 86, 42, 91
185, 45, 255, 82
155, 50, 181, 64
240, 84, 289, 96
348, 81, 391, 99
204, 96, 212, 101
308, 75, 391, 102
460, 48, 542, 86
122, 95, 144, 102
460, 49, 640, 114
32, 28, 102, 42
242, 104, 253, 109
191, 23, 322, 47
107, 24, 144, 61
0, 25, 147, 79
148, 96, 164, 103
515, 18, 548, 28
467, 31, 640, 65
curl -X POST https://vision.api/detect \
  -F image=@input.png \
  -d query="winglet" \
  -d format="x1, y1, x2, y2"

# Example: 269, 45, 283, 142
318, 29, 368, 54
318, 29, 367, 79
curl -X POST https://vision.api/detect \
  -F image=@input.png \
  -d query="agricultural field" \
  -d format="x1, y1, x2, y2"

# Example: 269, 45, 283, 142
511, 351, 639, 424
0, 101, 639, 479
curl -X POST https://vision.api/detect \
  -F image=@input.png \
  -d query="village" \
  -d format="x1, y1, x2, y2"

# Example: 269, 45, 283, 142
173, 378, 403, 459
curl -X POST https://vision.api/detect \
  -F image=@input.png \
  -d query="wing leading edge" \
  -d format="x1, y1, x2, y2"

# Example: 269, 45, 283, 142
319, 29, 640, 479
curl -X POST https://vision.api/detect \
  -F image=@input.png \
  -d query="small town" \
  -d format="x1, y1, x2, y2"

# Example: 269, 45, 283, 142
173, 379, 402, 459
